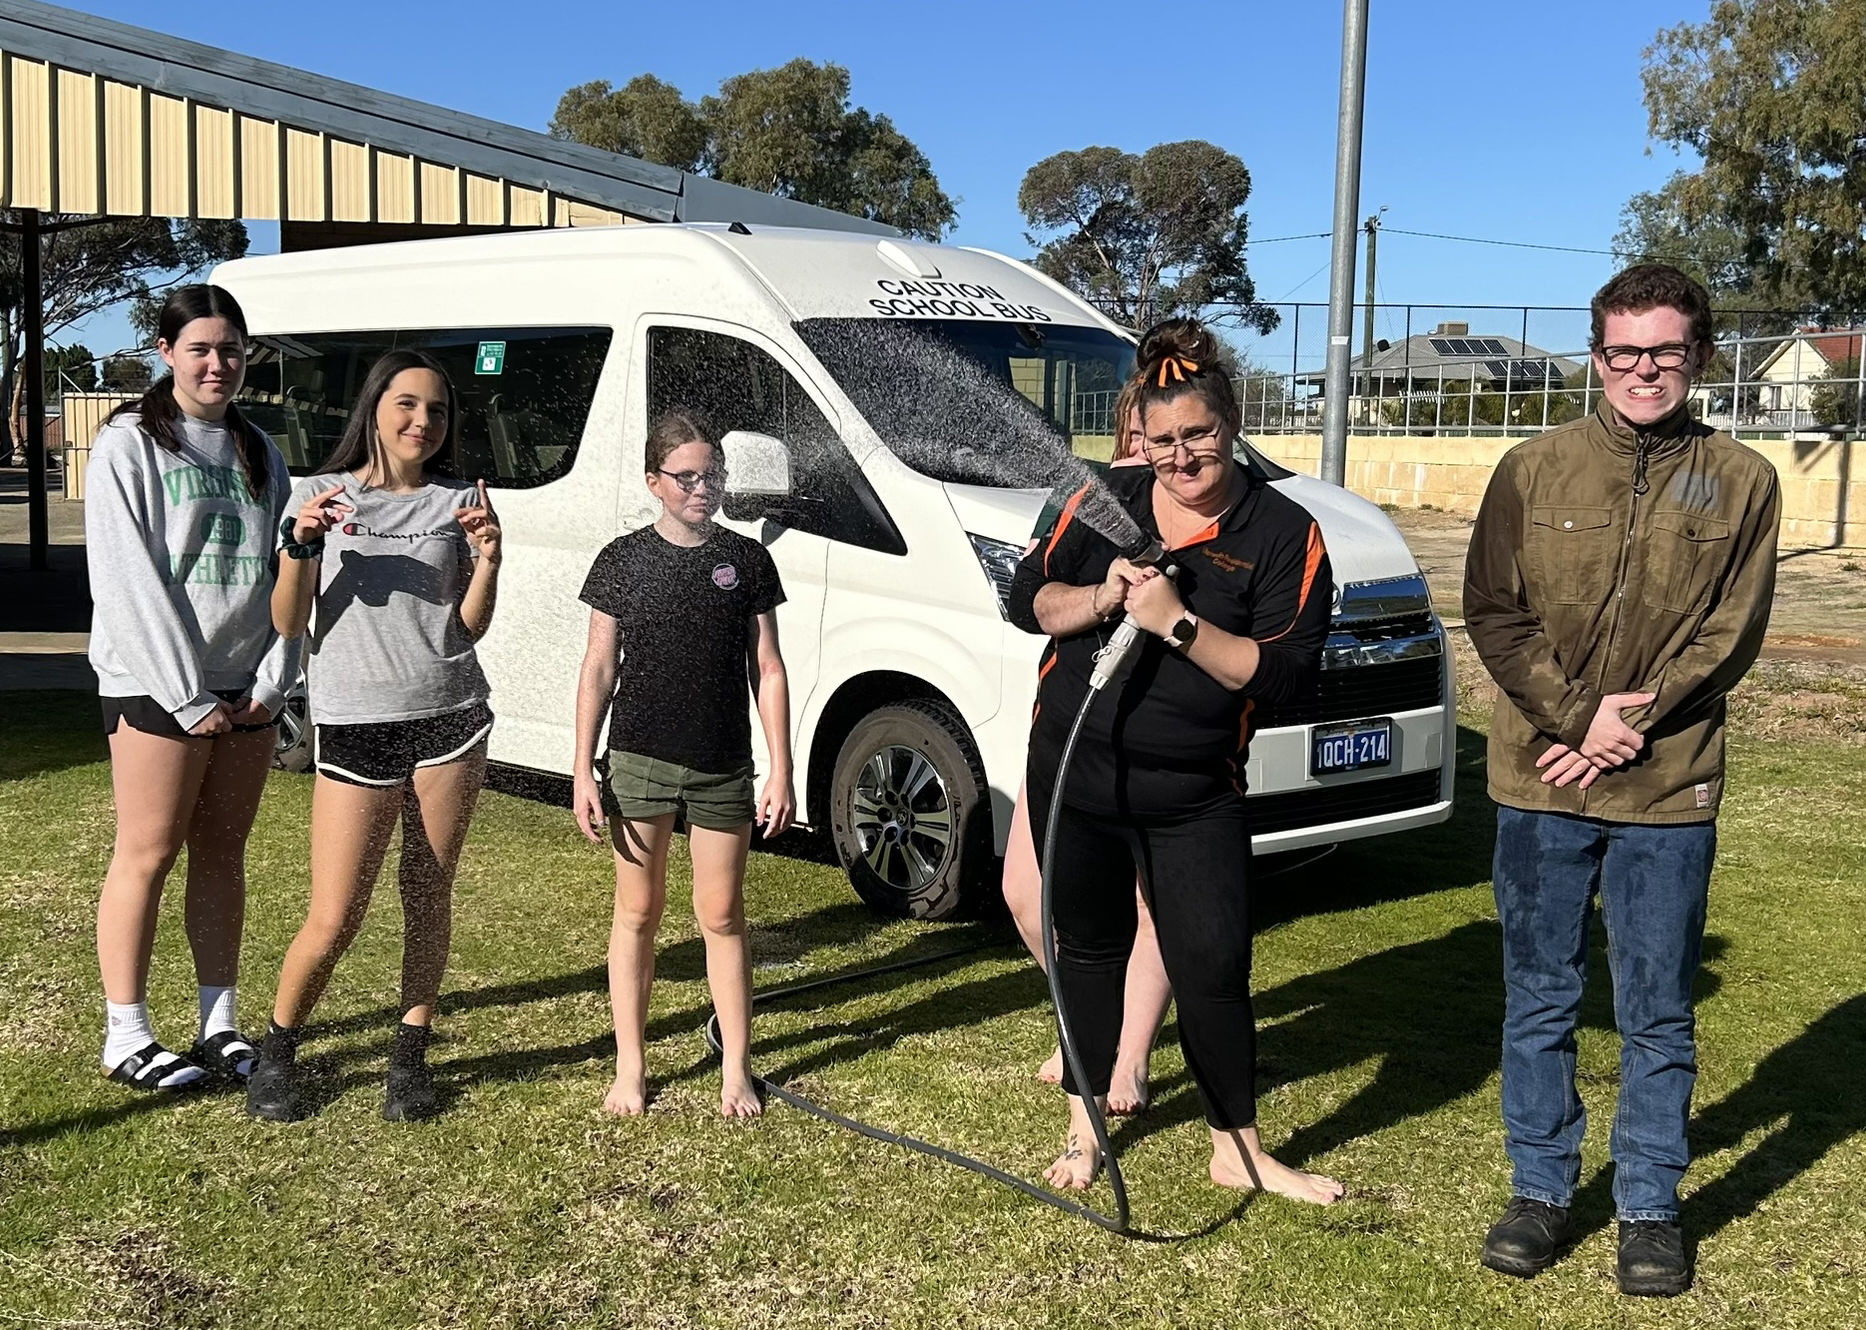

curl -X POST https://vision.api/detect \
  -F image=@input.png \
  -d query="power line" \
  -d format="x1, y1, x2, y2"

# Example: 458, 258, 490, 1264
1383, 226, 1744, 267
1244, 231, 1334, 246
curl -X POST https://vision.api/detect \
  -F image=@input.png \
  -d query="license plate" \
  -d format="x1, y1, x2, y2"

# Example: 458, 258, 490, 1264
1311, 718, 1393, 776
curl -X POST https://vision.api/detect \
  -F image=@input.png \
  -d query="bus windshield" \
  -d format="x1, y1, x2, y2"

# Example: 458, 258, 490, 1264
796, 318, 1136, 490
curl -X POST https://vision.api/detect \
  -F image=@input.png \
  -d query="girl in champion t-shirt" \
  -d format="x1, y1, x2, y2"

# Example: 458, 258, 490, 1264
246, 350, 502, 1124
573, 408, 793, 1119
86, 283, 297, 1095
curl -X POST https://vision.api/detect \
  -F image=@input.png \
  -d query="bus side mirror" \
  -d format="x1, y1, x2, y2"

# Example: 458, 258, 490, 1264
721, 430, 792, 497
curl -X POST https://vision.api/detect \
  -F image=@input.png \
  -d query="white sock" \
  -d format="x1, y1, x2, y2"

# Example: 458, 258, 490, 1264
103, 1001, 203, 1087
104, 1000, 155, 1067
199, 985, 238, 1041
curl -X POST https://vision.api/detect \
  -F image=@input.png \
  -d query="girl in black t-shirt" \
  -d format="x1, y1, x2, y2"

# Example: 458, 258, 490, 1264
573, 409, 793, 1119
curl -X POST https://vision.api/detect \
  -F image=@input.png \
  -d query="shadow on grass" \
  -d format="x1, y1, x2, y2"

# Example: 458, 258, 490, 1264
1557, 989, 1866, 1249
0, 689, 105, 780
1684, 993, 1866, 1240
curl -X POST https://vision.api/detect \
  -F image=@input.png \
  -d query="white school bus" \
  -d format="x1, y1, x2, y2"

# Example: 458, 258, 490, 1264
215, 224, 1453, 918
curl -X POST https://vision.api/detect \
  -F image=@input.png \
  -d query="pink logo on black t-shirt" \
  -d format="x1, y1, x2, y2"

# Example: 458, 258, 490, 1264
712, 563, 739, 590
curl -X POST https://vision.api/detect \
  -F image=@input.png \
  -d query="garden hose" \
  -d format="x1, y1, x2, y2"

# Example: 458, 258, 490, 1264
703, 548, 1346, 1234
703, 680, 1131, 1231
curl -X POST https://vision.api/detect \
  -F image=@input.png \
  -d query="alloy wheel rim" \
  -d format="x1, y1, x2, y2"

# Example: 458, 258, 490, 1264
850, 744, 954, 891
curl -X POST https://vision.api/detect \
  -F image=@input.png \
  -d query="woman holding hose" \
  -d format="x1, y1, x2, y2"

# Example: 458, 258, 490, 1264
1007, 317, 1343, 1204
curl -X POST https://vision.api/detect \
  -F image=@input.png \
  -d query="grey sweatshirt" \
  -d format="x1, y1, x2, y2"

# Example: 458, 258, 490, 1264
86, 410, 299, 730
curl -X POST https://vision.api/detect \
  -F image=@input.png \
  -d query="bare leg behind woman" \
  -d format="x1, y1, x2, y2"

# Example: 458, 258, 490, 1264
1003, 782, 1171, 1113
604, 813, 676, 1116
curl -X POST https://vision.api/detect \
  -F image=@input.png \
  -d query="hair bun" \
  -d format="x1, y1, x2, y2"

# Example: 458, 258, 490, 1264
1136, 317, 1220, 378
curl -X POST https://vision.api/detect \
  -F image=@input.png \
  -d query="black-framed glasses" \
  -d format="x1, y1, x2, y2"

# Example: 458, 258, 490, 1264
1598, 343, 1693, 372
656, 467, 727, 493
1143, 426, 1225, 466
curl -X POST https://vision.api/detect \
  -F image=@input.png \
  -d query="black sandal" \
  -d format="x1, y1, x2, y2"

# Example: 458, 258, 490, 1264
190, 1030, 259, 1083
105, 1041, 206, 1092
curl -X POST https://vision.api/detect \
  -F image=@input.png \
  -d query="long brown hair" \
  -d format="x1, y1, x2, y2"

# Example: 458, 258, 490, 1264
107, 284, 269, 500
1110, 375, 1145, 463
316, 349, 459, 484
1132, 317, 1242, 439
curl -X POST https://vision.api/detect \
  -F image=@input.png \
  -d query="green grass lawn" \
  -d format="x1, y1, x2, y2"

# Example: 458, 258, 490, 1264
2, 682, 1862, 1329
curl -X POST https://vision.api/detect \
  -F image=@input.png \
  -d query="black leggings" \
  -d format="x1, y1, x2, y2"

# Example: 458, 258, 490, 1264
1026, 773, 1257, 1130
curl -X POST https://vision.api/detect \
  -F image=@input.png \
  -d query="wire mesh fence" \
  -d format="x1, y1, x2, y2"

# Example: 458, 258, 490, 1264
1082, 301, 1866, 440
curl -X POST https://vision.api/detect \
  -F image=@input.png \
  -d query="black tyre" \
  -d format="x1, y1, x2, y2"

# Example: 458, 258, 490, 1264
829, 700, 992, 920
273, 670, 313, 773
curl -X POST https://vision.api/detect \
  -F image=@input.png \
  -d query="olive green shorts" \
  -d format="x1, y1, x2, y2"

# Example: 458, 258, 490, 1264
605, 750, 755, 831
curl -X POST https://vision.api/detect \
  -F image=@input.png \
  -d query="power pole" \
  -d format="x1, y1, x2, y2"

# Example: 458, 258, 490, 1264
23, 209, 47, 573
1361, 208, 1384, 422
1320, 0, 1371, 487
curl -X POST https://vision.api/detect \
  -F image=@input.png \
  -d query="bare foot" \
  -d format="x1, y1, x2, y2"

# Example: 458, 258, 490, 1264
603, 1069, 648, 1116
1037, 1047, 1063, 1085
1042, 1094, 1107, 1191
1107, 1061, 1149, 1116
720, 1064, 763, 1119
1043, 1131, 1102, 1191
1209, 1128, 1343, 1206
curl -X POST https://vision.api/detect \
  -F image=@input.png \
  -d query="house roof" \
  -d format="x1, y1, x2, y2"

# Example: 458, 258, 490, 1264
0, 0, 896, 235
1754, 328, 1866, 377
1295, 332, 1583, 386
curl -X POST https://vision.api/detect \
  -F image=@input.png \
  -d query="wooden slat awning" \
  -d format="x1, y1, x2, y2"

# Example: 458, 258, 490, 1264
0, 0, 892, 235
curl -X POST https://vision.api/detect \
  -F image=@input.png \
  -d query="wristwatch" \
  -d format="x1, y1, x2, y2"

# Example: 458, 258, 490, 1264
1166, 613, 1200, 651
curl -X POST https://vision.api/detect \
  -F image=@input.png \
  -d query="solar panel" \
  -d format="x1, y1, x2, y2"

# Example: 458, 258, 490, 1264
1484, 360, 1511, 378
1480, 338, 1509, 355
1429, 338, 1455, 355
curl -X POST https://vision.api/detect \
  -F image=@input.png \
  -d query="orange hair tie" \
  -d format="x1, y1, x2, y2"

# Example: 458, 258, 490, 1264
1154, 356, 1201, 388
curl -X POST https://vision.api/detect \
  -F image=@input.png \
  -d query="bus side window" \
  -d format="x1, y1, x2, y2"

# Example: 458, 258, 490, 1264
646, 326, 903, 555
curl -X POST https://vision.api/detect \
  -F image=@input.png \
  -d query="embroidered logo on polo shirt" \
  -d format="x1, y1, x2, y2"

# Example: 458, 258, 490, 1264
1204, 550, 1254, 573
712, 563, 740, 590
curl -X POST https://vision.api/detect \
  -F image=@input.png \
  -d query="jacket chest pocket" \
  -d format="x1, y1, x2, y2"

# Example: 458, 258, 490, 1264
1526, 506, 1616, 605
1644, 510, 1730, 614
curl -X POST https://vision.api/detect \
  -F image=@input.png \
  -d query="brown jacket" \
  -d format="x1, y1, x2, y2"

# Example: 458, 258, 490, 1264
1464, 401, 1780, 823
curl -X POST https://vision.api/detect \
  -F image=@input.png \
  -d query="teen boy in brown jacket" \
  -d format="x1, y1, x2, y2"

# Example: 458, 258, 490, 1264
1463, 264, 1779, 1297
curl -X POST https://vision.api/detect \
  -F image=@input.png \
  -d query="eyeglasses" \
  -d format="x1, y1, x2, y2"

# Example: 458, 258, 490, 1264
1598, 343, 1693, 373
1143, 427, 1226, 468
656, 467, 727, 493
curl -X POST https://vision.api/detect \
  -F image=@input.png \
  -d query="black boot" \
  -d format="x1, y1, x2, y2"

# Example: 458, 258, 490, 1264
1618, 1220, 1689, 1297
1481, 1197, 1570, 1277
245, 1021, 303, 1123
382, 1022, 439, 1122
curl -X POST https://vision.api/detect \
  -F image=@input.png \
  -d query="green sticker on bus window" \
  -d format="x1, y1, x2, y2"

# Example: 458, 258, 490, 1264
475, 341, 506, 375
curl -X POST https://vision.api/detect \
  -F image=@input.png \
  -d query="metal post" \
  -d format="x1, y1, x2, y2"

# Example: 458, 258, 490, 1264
1360, 211, 1381, 427
1401, 305, 1412, 435
1319, 0, 1371, 486
1520, 305, 1531, 435
1289, 303, 1300, 433
23, 208, 48, 573
1732, 312, 1746, 434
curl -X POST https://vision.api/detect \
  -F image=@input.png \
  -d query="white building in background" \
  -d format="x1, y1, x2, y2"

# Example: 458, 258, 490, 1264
1751, 328, 1865, 414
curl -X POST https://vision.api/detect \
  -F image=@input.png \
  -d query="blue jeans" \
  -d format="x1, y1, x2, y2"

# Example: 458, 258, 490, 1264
1493, 806, 1716, 1222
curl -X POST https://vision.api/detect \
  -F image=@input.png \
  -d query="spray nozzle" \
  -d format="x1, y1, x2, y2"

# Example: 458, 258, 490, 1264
1124, 537, 1165, 569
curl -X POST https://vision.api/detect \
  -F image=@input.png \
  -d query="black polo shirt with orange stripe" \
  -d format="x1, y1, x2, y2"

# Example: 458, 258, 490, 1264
1008, 462, 1332, 810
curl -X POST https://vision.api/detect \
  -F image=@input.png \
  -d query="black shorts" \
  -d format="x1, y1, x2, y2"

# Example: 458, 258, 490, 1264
101, 687, 277, 738
314, 702, 494, 787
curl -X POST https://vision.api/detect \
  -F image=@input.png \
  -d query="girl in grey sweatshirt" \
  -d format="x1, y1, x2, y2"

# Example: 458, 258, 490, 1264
86, 284, 296, 1094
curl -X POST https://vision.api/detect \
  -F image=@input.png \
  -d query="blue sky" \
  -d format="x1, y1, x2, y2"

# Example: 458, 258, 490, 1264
59, 0, 1704, 370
